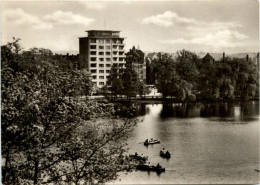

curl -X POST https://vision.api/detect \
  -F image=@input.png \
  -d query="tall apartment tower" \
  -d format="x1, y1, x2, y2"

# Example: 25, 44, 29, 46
79, 30, 126, 88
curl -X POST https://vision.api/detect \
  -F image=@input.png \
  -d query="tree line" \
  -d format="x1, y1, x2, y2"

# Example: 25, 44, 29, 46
146, 50, 259, 101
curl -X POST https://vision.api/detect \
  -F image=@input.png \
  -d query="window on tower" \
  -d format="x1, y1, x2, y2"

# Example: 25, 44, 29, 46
90, 39, 96, 43
98, 39, 104, 44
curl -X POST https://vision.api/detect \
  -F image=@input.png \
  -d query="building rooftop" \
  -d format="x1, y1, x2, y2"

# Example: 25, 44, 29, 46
126, 46, 145, 59
146, 52, 157, 59
84, 30, 124, 38
203, 53, 215, 60
86, 30, 121, 32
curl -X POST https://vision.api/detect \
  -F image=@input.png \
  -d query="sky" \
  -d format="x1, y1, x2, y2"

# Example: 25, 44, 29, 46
1, 0, 259, 54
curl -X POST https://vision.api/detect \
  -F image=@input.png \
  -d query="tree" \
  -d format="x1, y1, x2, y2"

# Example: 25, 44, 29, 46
7, 37, 23, 54
146, 59, 156, 85
136, 80, 151, 99
197, 56, 259, 100
2, 40, 138, 185
153, 53, 175, 99
197, 62, 220, 99
2, 50, 92, 184
153, 52, 195, 100
122, 67, 139, 99
52, 119, 137, 184
175, 49, 199, 85
107, 64, 123, 99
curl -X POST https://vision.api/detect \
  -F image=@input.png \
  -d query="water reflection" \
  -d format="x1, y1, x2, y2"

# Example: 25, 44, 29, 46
112, 100, 259, 184
114, 103, 147, 117
119, 101, 259, 121
160, 103, 201, 118
159, 102, 259, 120
200, 103, 233, 117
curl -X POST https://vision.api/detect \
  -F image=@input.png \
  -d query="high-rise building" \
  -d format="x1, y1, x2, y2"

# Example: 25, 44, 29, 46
79, 30, 126, 88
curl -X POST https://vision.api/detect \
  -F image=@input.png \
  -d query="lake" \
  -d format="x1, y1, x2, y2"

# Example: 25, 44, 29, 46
111, 101, 259, 184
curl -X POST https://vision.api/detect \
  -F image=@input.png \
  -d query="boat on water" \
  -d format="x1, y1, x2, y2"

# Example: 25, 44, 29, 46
129, 153, 148, 163
144, 139, 160, 145
136, 164, 165, 173
160, 150, 171, 158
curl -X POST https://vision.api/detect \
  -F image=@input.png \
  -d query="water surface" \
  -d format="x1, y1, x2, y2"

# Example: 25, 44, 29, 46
112, 101, 259, 184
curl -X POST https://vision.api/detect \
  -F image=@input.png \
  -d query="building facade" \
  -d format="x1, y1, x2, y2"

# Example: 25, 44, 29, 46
125, 46, 146, 82
79, 30, 126, 88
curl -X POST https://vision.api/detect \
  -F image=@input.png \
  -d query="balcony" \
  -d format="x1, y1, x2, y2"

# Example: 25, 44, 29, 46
90, 63, 97, 68
90, 57, 97, 62
90, 45, 97, 49
112, 47, 119, 51
118, 54, 125, 57
120, 56, 126, 59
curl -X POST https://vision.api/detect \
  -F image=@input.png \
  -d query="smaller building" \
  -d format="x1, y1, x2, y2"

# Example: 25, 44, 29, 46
146, 52, 158, 64
125, 46, 146, 82
202, 53, 215, 65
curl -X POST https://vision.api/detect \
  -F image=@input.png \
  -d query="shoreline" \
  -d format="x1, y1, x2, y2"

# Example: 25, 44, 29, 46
108, 98, 259, 104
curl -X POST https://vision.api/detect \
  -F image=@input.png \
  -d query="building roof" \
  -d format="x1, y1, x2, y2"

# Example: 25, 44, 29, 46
126, 46, 145, 58
86, 30, 120, 32
133, 49, 144, 58
203, 53, 215, 60
146, 52, 157, 59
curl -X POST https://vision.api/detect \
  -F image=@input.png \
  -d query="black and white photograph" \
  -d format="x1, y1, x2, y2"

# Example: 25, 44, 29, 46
1, 0, 259, 184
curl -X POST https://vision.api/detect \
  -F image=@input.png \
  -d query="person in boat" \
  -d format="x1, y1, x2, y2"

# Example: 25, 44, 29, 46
150, 138, 153, 142
165, 150, 170, 155
145, 139, 148, 143
156, 163, 162, 169
162, 148, 166, 154
135, 152, 138, 156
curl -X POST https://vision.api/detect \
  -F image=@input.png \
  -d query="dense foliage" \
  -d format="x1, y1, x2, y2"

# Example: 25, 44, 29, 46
1, 39, 138, 185
148, 50, 259, 100
152, 52, 193, 100
106, 64, 150, 99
